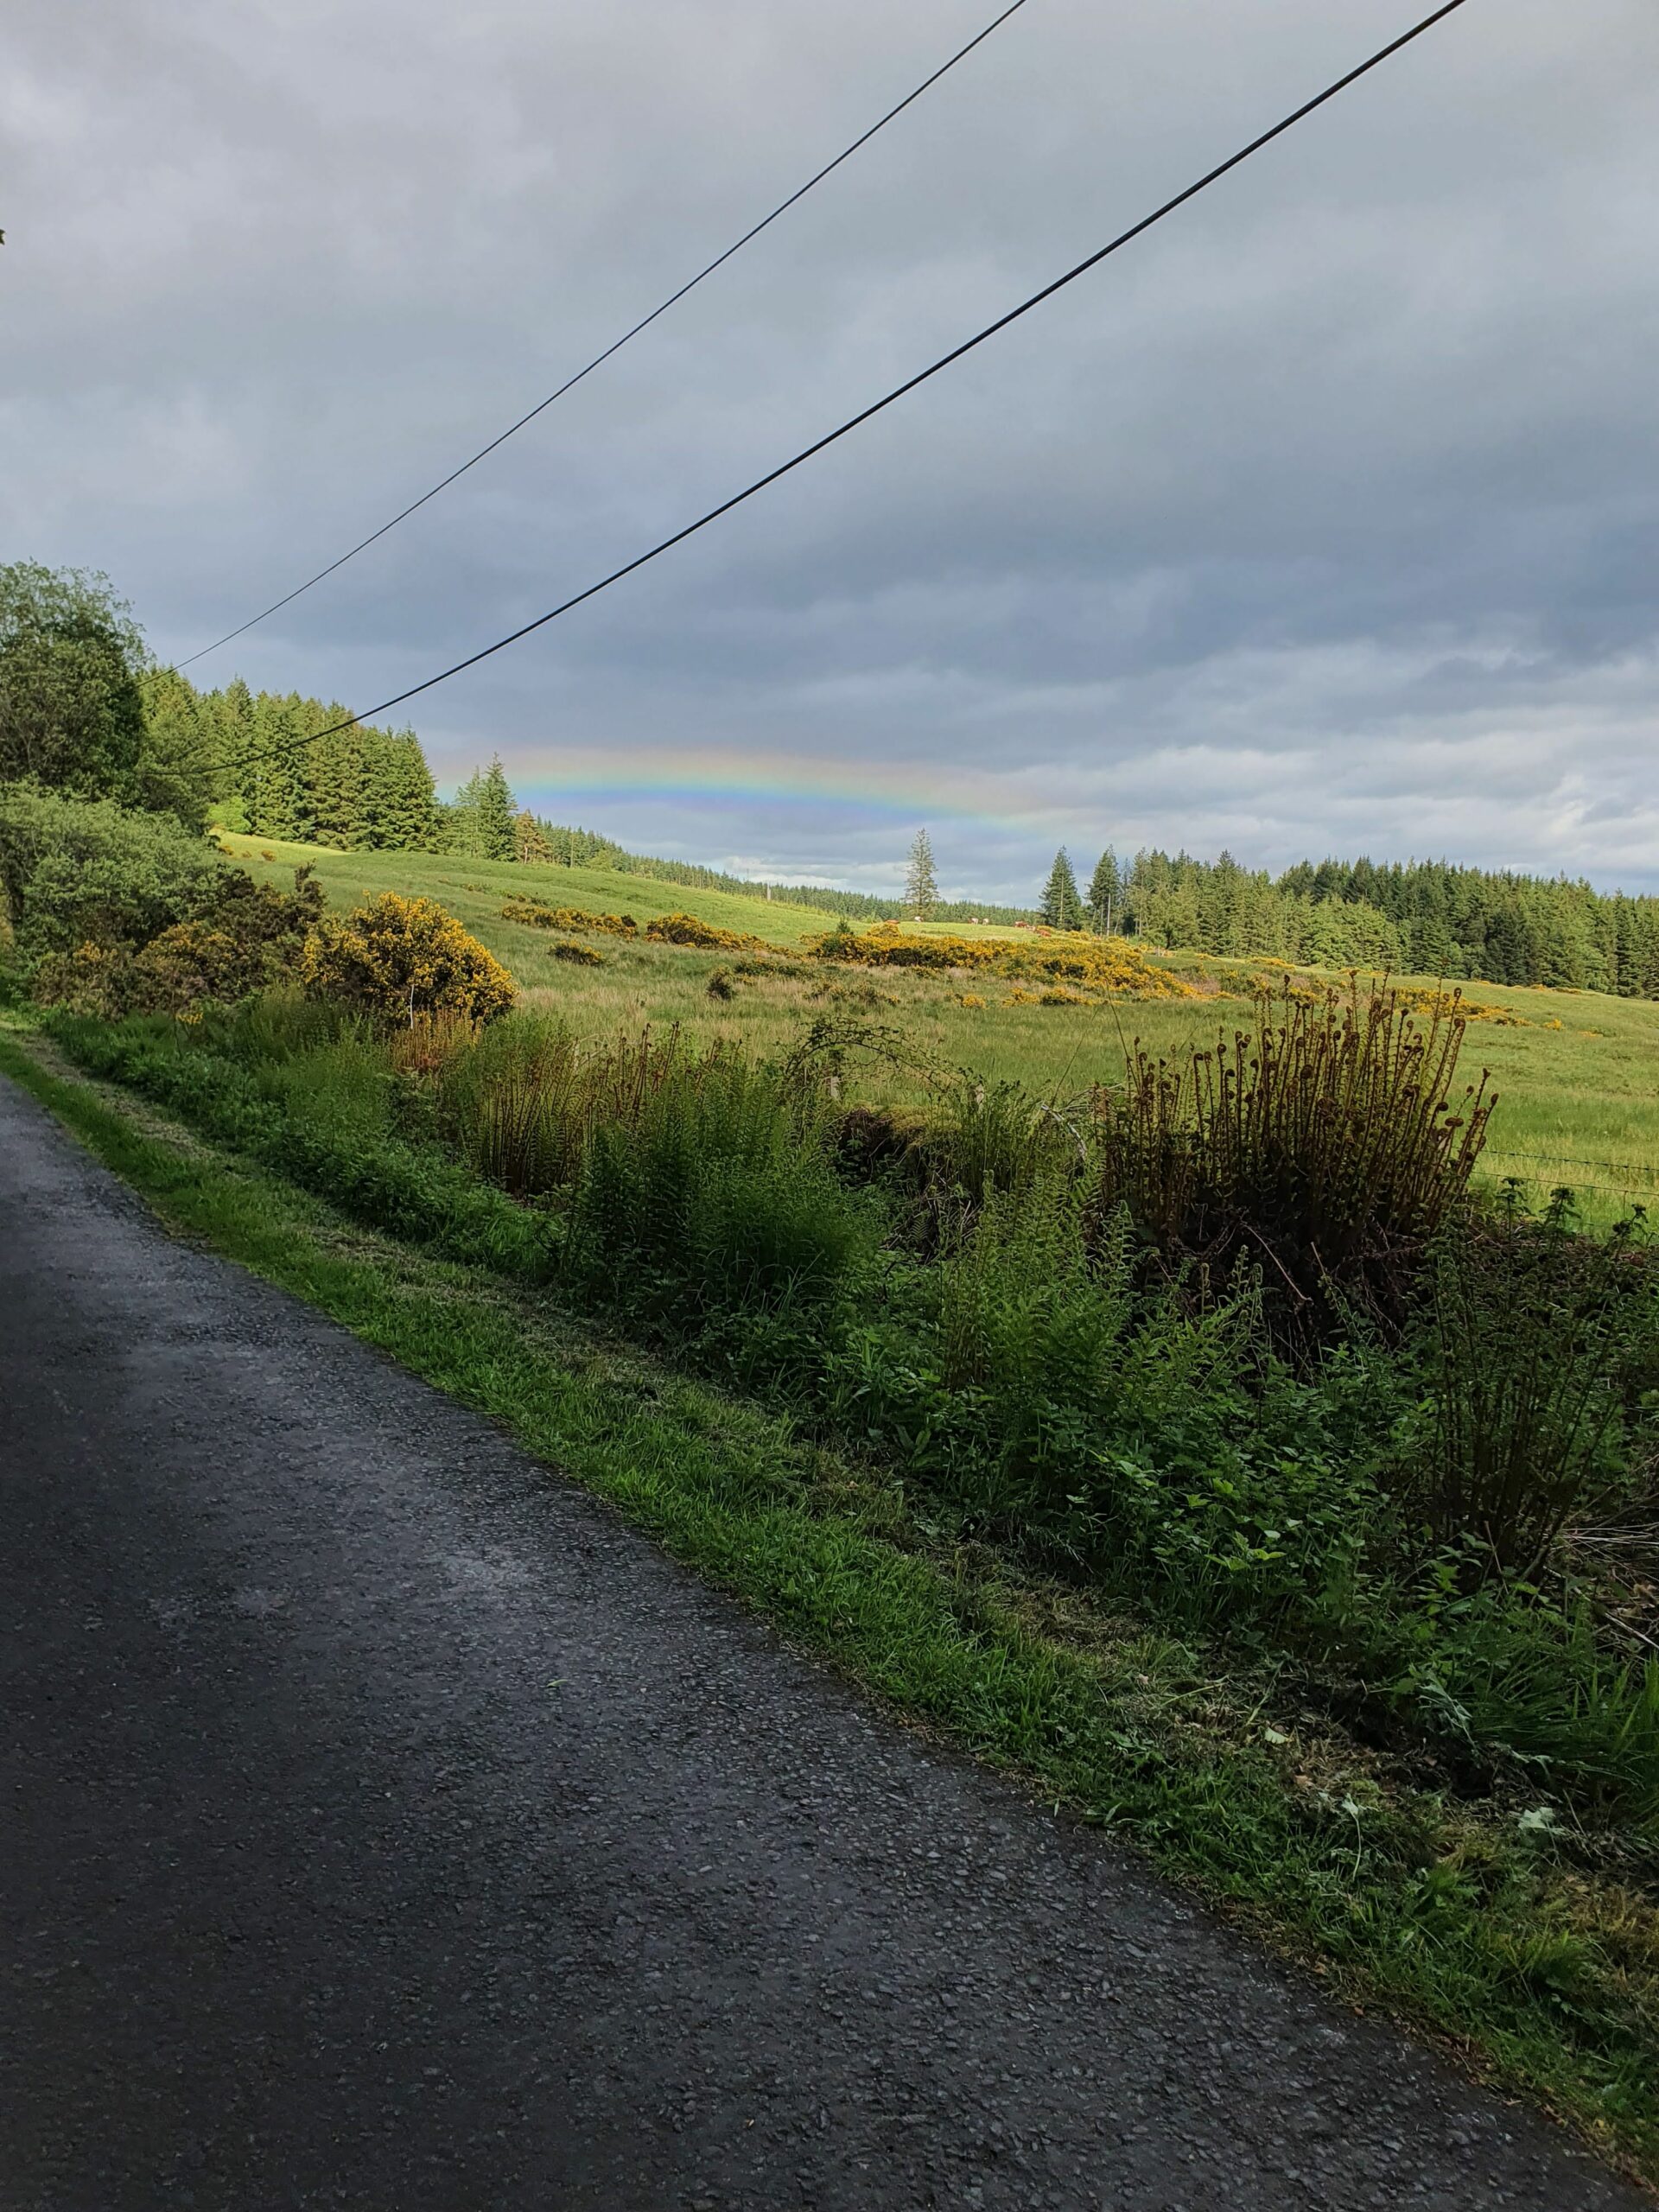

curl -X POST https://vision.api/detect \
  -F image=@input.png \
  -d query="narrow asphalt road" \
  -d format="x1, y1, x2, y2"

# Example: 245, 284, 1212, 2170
0, 1071, 1641, 2212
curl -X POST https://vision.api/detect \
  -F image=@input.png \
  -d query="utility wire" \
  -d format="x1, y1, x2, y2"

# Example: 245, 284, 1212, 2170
211, 0, 1472, 775
176, 0, 1032, 669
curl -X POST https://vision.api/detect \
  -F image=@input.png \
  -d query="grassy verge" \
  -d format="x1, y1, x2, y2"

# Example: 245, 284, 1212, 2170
224, 834, 1659, 1230
2, 1019, 1656, 2188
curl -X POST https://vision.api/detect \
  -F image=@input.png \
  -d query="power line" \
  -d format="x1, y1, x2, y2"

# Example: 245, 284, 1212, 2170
176, 0, 1032, 670
212, 0, 1473, 777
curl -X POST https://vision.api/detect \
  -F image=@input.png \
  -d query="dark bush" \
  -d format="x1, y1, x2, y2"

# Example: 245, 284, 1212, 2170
1091, 980, 1494, 1344
1407, 1192, 1657, 1580
0, 783, 224, 973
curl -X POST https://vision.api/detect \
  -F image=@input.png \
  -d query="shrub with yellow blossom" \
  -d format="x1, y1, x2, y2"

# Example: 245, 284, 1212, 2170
301, 893, 514, 1025
810, 923, 1196, 1001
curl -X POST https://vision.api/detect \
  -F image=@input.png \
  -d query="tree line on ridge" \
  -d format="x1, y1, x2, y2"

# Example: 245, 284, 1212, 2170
3, 562, 1656, 999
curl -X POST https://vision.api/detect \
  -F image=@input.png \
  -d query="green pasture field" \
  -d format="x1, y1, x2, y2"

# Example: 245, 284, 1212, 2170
224, 835, 1659, 1225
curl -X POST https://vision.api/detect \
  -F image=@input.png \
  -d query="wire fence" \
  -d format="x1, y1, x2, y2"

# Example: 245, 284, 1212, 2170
1478, 1149, 1658, 1205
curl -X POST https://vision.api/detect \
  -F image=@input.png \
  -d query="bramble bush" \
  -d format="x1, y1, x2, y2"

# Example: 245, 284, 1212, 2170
0, 784, 331, 1019
0, 782, 223, 973
34, 865, 325, 1018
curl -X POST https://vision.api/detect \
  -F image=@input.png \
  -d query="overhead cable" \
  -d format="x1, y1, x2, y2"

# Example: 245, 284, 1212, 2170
176, 0, 1033, 668
212, 0, 1472, 772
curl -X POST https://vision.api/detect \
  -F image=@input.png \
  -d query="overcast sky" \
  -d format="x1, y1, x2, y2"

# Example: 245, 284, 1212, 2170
7, 0, 1657, 900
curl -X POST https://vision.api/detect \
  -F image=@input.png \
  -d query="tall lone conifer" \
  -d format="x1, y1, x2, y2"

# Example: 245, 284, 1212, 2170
904, 827, 939, 918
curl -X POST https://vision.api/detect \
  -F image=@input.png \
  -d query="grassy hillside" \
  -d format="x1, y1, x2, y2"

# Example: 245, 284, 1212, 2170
224, 835, 1659, 1224
219, 835, 841, 945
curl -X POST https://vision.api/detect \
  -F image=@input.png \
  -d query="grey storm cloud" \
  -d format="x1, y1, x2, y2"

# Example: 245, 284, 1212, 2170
5, 0, 1657, 899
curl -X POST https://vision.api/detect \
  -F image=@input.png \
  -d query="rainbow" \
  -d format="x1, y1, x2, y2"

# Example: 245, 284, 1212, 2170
432, 741, 1074, 835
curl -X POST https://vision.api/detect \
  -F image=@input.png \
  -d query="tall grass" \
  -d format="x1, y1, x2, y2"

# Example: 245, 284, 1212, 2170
563, 1030, 876, 1332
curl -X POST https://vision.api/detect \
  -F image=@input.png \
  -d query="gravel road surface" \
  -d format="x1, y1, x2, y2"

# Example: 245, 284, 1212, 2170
0, 1071, 1641, 2211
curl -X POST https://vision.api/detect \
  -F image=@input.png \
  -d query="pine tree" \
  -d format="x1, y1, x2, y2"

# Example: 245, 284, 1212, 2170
1086, 848, 1121, 934
514, 810, 554, 866
308, 706, 365, 850
445, 769, 484, 856
249, 692, 304, 840
477, 756, 518, 861
213, 677, 256, 820
903, 828, 939, 918
1039, 848, 1084, 931
376, 732, 436, 849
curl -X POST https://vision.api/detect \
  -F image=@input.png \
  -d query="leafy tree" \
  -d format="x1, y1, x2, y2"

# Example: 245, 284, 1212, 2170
0, 782, 225, 973
1039, 848, 1084, 931
1086, 848, 1122, 934
904, 828, 939, 918
0, 563, 148, 803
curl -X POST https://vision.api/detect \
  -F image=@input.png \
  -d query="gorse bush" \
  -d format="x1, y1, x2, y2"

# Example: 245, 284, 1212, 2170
502, 899, 639, 938
34, 865, 325, 1018
0, 785, 340, 1020
815, 920, 1194, 1000
301, 893, 513, 1025
643, 910, 763, 951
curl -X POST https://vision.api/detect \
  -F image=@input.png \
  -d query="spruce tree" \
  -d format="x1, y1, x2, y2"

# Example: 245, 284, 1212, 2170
213, 677, 256, 820
903, 828, 939, 918
1086, 848, 1121, 935
477, 756, 518, 861
308, 706, 365, 850
378, 731, 436, 849
1039, 848, 1084, 931
249, 692, 304, 840
132, 667, 213, 829
447, 768, 485, 856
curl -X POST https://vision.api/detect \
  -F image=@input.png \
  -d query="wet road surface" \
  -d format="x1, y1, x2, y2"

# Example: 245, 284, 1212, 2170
0, 1072, 1641, 2210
